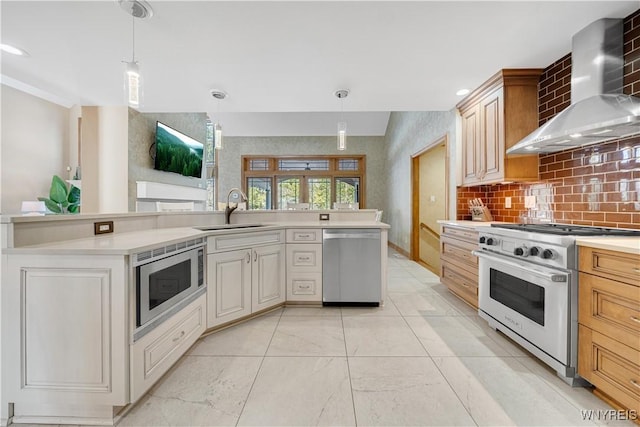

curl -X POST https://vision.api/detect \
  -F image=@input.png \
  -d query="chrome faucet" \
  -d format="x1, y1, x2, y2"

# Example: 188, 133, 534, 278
225, 188, 248, 224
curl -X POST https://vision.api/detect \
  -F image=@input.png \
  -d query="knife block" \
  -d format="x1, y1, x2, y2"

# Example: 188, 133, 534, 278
470, 206, 493, 221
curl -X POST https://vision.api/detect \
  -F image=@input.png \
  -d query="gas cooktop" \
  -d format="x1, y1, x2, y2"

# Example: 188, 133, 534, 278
490, 223, 640, 237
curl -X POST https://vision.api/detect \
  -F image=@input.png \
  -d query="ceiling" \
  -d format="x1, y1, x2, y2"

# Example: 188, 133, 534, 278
2, 1, 639, 136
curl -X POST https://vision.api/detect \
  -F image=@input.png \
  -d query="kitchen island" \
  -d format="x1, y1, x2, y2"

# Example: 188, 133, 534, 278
0, 210, 388, 426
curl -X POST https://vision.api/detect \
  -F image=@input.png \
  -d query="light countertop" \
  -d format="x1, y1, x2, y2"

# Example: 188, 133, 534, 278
4, 222, 389, 256
437, 220, 503, 229
576, 236, 640, 255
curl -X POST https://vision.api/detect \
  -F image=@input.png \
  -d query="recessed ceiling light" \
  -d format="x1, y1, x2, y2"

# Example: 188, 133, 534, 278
0, 43, 29, 56
456, 89, 470, 96
569, 133, 582, 138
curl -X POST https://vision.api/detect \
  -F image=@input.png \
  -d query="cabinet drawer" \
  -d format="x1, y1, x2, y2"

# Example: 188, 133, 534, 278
131, 295, 206, 402
441, 262, 478, 308
578, 325, 640, 412
208, 230, 284, 253
441, 226, 479, 244
579, 272, 640, 346
440, 235, 478, 267
286, 272, 322, 302
579, 247, 640, 287
287, 244, 322, 271
286, 228, 323, 243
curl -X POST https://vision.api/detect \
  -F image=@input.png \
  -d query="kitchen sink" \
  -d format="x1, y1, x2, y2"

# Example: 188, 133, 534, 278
194, 224, 268, 231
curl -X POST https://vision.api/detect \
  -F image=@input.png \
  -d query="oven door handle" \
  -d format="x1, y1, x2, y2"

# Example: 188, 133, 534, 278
472, 250, 569, 283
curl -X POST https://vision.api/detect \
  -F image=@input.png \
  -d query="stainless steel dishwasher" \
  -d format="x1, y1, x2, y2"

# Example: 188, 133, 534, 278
322, 228, 381, 306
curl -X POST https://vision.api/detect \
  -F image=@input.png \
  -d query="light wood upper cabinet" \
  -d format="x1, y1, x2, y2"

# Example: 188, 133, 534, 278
457, 69, 542, 186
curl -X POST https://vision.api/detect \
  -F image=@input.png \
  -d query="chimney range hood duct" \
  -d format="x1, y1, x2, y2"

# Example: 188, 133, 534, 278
507, 18, 640, 155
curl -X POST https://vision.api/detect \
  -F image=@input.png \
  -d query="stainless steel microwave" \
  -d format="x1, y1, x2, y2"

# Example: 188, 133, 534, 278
133, 239, 205, 340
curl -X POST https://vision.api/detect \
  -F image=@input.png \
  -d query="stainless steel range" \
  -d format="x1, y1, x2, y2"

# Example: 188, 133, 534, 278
474, 223, 640, 385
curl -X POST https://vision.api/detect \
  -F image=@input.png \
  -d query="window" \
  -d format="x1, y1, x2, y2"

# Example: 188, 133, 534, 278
242, 155, 365, 210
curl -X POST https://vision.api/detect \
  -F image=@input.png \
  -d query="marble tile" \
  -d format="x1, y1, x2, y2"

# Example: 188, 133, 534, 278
341, 299, 401, 317
342, 316, 427, 356
515, 357, 637, 427
430, 285, 479, 315
120, 356, 262, 426
465, 314, 533, 357
387, 276, 431, 293
189, 314, 279, 356
282, 306, 341, 316
434, 356, 596, 426
405, 315, 512, 357
389, 290, 462, 316
349, 357, 476, 426
237, 357, 355, 426
387, 267, 415, 279
266, 316, 346, 356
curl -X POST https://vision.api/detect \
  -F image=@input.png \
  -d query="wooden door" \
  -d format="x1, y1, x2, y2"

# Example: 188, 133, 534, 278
411, 136, 449, 274
207, 249, 252, 327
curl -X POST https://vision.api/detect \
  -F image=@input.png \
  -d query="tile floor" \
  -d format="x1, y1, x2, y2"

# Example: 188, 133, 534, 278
118, 251, 634, 426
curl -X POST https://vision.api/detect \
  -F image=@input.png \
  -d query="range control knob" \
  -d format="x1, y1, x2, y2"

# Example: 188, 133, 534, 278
479, 236, 486, 244
486, 238, 497, 246
514, 247, 527, 256
542, 249, 556, 259
529, 246, 541, 257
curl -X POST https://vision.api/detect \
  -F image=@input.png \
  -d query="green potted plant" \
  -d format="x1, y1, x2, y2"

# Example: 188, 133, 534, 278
38, 175, 81, 214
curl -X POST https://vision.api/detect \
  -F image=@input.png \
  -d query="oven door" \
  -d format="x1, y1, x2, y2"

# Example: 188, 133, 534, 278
137, 248, 200, 327
475, 250, 571, 365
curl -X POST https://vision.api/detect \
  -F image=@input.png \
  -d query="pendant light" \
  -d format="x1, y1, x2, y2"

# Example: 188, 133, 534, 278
120, 0, 153, 108
335, 89, 349, 151
211, 90, 227, 150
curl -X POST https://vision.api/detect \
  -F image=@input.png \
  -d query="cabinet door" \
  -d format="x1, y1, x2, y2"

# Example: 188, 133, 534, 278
207, 249, 252, 328
461, 105, 481, 185
252, 244, 286, 312
479, 87, 504, 183
3, 254, 127, 407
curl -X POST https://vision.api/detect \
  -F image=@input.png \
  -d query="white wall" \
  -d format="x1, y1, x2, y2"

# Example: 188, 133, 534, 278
1, 85, 69, 214
383, 111, 457, 252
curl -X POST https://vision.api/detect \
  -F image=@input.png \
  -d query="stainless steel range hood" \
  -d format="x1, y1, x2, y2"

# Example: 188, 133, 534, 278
507, 18, 640, 155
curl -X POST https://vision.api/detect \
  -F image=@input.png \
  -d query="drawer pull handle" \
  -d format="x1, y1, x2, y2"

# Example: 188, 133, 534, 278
630, 316, 640, 324
297, 234, 311, 238
631, 379, 640, 389
299, 285, 311, 289
172, 330, 185, 343
298, 257, 310, 261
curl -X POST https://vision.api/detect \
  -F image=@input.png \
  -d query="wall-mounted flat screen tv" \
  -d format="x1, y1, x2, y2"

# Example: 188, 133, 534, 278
154, 121, 203, 178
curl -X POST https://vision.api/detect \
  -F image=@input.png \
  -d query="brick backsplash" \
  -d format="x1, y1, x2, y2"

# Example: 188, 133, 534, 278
457, 8, 640, 229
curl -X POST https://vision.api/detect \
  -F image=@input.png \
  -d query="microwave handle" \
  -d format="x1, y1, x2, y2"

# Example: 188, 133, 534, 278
472, 250, 569, 283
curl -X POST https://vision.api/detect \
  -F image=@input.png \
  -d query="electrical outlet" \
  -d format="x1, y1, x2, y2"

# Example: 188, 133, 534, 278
319, 213, 330, 221
505, 197, 512, 209
524, 195, 536, 209
94, 221, 114, 235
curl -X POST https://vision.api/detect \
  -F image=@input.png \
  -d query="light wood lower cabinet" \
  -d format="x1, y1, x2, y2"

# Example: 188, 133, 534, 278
578, 246, 640, 416
439, 224, 479, 308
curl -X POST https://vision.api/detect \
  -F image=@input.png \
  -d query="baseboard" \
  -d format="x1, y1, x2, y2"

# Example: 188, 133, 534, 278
388, 241, 410, 258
